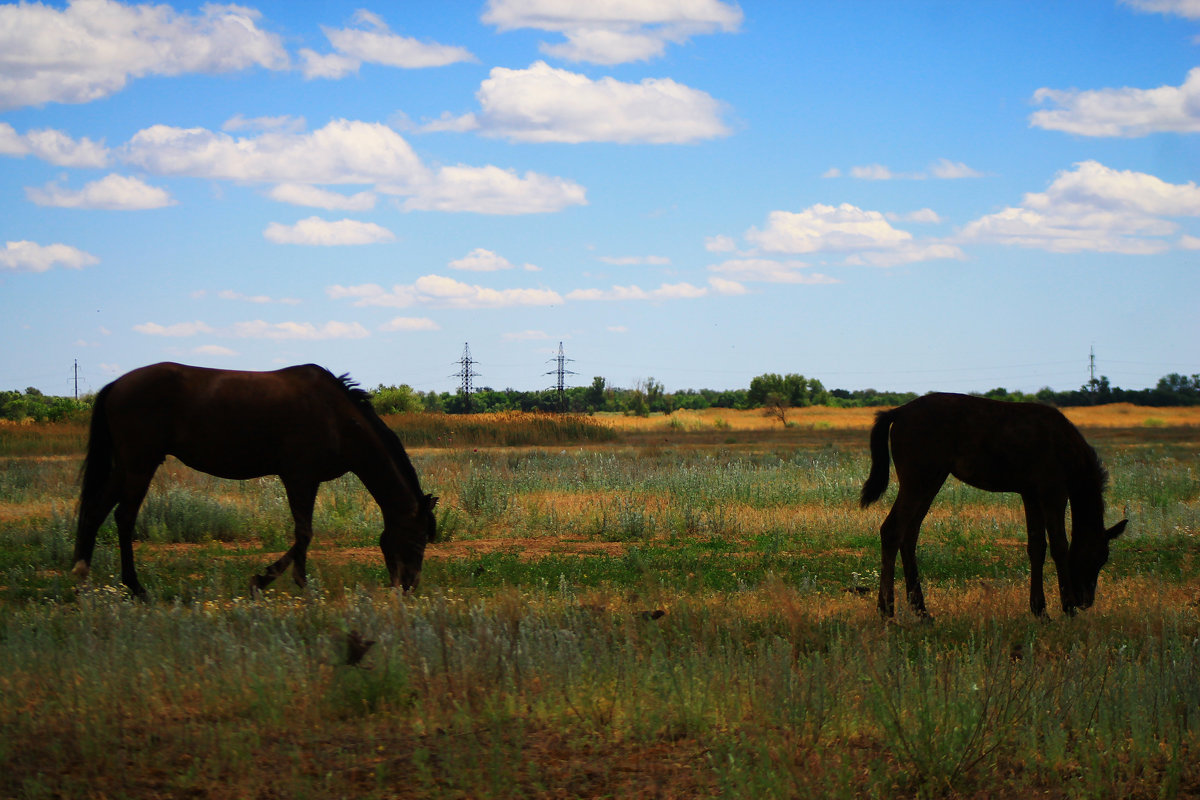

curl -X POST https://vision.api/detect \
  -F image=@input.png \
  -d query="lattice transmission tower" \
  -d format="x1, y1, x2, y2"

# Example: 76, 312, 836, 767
453, 342, 481, 412
545, 341, 576, 411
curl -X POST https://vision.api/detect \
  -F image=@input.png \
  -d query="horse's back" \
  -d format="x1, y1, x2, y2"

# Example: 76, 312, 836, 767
889, 393, 1087, 493
100, 363, 355, 479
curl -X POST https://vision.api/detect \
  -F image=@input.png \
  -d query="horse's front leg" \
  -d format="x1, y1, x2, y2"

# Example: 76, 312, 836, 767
1044, 501, 1076, 615
1022, 495, 1049, 618
252, 479, 317, 593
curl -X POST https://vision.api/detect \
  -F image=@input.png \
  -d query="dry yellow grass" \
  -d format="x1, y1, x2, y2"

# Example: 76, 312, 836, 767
598, 403, 1200, 433
598, 405, 882, 432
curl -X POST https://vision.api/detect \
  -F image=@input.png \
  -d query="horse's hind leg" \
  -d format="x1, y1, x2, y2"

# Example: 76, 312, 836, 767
112, 468, 155, 600
252, 479, 317, 593
879, 474, 944, 619
73, 483, 120, 579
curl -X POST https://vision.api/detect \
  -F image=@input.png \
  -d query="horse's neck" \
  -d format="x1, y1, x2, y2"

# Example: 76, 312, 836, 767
352, 440, 421, 521
1068, 488, 1105, 533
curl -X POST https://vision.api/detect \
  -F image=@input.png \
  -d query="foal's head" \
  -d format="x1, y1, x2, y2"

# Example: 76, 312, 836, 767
382, 493, 439, 591
1068, 519, 1127, 610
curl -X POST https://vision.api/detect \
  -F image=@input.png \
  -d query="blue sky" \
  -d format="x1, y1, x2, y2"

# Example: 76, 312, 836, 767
2, 0, 1198, 397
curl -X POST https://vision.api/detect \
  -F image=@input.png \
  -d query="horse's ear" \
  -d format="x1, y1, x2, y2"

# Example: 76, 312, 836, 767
1107, 519, 1127, 540
426, 493, 439, 510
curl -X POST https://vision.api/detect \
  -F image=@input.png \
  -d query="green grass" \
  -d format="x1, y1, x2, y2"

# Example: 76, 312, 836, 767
1, 420, 1198, 797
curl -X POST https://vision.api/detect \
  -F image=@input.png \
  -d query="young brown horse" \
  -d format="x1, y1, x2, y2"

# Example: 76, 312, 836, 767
860, 393, 1126, 619
73, 363, 437, 599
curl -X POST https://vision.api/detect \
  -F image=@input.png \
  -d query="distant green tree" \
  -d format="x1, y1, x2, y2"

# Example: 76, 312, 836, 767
371, 384, 423, 414
748, 373, 826, 408
585, 376, 608, 412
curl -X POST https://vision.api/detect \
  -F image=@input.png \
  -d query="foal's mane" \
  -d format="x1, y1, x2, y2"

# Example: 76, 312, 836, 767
326, 368, 424, 496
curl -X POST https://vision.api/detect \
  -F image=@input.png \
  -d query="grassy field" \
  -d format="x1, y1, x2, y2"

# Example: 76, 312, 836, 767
1, 406, 1198, 798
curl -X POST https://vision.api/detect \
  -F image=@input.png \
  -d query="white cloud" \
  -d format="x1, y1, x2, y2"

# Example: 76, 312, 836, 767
0, 124, 109, 166
122, 118, 585, 215
133, 321, 214, 337
482, 0, 742, 64
397, 164, 587, 214
380, 317, 440, 332
598, 255, 671, 265
135, 318, 367, 340
1031, 68, 1200, 137
328, 275, 564, 309
742, 203, 963, 266
746, 204, 915, 254
704, 234, 737, 253
193, 345, 237, 357
229, 320, 369, 340
26, 173, 174, 209
264, 217, 395, 246
461, 61, 729, 144
217, 290, 301, 305
222, 115, 307, 134
1, 240, 99, 272
959, 160, 1200, 254
0, 0, 288, 110
503, 329, 549, 341
844, 243, 965, 268
888, 208, 942, 224
1181, 234, 1200, 249
1121, 0, 1200, 19
841, 159, 981, 181
267, 183, 377, 211
302, 10, 474, 79
850, 164, 899, 181
299, 50, 361, 80
706, 276, 748, 295
929, 159, 983, 179
566, 281, 708, 301
124, 119, 428, 186
449, 248, 516, 271
708, 258, 839, 284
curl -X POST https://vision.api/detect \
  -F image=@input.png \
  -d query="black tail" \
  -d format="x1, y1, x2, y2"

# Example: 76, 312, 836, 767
74, 383, 114, 570
860, 408, 897, 508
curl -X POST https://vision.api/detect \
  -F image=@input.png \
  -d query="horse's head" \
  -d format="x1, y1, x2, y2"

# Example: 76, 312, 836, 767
1068, 519, 1127, 610
382, 494, 439, 591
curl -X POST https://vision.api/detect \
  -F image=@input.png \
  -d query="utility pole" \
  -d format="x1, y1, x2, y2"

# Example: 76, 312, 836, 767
74, 359, 79, 400
544, 341, 576, 411
453, 343, 480, 412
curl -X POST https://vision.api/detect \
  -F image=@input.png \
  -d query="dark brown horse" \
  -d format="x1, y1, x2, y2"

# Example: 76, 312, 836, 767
860, 393, 1126, 618
73, 362, 437, 599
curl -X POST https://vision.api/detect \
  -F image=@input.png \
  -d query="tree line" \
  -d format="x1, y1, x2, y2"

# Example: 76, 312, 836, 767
3, 372, 1198, 423
367, 371, 1200, 416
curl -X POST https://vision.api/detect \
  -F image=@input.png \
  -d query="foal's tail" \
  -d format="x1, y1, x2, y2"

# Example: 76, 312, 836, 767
73, 383, 115, 575
859, 408, 897, 508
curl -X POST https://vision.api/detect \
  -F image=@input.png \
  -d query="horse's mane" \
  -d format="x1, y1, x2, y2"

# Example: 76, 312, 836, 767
326, 368, 424, 496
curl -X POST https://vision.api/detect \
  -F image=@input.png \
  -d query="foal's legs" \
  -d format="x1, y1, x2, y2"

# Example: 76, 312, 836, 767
252, 479, 318, 592
878, 471, 946, 618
